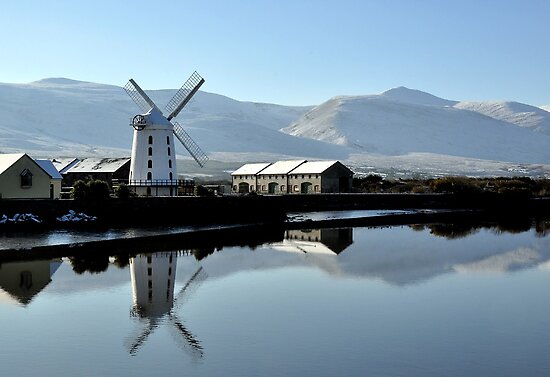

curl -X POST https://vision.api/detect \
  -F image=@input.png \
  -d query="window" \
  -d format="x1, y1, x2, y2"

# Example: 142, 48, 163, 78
302, 175, 305, 179
309, 175, 312, 178
294, 185, 299, 192
262, 185, 266, 191
147, 172, 152, 180
148, 136, 153, 145
148, 160, 152, 168
169, 172, 173, 180
168, 147, 171, 156
316, 174, 319, 178
146, 187, 151, 196
147, 267, 152, 276
233, 185, 237, 191
314, 185, 320, 192
281, 185, 285, 192
168, 267, 172, 276
166, 136, 170, 145
147, 256, 152, 264
168, 160, 172, 168
148, 280, 153, 289
148, 147, 152, 156
20, 169, 33, 187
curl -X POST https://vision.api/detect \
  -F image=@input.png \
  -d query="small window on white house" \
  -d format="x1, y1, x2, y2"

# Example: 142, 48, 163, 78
149, 136, 153, 145
147, 172, 152, 180
148, 160, 153, 168
169, 172, 173, 180
168, 160, 172, 168
20, 169, 33, 187
168, 147, 171, 156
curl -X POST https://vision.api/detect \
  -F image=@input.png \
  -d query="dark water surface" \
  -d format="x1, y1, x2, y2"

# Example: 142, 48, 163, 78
1, 223, 550, 377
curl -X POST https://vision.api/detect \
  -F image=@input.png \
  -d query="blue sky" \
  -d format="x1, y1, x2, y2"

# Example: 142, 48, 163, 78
0, 0, 549, 106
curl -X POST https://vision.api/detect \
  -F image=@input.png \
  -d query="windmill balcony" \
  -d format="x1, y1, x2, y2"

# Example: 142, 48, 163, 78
113, 178, 195, 189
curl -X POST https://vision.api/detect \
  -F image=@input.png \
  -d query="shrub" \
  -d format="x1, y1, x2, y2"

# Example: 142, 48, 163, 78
71, 179, 110, 201
115, 183, 131, 199
88, 180, 111, 200
71, 180, 90, 200
430, 177, 481, 194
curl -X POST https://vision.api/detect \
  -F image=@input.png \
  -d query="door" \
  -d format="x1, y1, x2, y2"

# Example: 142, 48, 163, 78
268, 182, 279, 194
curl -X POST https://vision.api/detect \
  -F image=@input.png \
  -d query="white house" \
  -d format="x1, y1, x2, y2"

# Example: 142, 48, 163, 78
0, 153, 55, 199
36, 159, 63, 199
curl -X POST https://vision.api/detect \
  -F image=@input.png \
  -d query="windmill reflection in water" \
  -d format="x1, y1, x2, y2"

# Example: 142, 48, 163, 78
126, 251, 206, 356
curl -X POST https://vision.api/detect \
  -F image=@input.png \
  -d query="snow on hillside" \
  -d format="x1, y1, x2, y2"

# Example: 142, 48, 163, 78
455, 101, 550, 134
1, 78, 550, 178
541, 105, 550, 112
0, 78, 343, 159
380, 86, 457, 107
283, 90, 550, 164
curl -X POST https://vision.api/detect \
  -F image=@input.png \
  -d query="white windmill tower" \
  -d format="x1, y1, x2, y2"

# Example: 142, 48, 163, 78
127, 252, 206, 356
123, 72, 208, 196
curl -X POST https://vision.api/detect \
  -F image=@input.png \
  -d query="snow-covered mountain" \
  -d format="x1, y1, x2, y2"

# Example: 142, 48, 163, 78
283, 87, 550, 165
1, 79, 549, 178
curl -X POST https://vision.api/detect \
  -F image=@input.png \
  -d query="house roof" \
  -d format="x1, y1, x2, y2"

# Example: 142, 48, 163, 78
0, 153, 25, 175
50, 158, 80, 174
231, 163, 272, 176
65, 158, 130, 174
258, 160, 306, 175
36, 160, 63, 180
289, 160, 346, 174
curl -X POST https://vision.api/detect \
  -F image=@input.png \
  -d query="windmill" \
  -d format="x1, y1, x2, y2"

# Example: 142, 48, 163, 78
126, 252, 207, 356
124, 72, 207, 196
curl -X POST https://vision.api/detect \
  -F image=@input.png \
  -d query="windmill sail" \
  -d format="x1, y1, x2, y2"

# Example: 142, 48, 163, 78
126, 321, 158, 355
173, 121, 209, 168
124, 79, 156, 113
166, 71, 205, 121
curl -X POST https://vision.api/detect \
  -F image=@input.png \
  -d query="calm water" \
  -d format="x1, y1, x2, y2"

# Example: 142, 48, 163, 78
1, 222, 550, 376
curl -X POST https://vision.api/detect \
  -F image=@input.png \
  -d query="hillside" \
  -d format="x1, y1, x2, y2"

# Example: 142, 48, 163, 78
283, 87, 550, 164
1, 79, 549, 178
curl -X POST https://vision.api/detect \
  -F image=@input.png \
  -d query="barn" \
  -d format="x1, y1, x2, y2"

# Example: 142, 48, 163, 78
230, 162, 272, 193
62, 158, 131, 189
287, 160, 353, 194
231, 160, 353, 194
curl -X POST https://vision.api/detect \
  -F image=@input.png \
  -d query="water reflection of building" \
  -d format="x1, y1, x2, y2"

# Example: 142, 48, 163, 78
0, 259, 62, 306
127, 251, 205, 356
282, 228, 353, 255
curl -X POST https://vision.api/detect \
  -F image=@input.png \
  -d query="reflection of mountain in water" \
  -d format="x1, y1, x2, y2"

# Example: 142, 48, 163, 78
192, 225, 550, 287
0, 259, 62, 306
126, 252, 205, 357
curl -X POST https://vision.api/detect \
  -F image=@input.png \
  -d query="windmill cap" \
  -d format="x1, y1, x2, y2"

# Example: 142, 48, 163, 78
142, 107, 173, 130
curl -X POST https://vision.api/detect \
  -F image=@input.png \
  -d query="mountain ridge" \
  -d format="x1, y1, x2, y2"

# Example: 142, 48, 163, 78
1, 77, 549, 178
